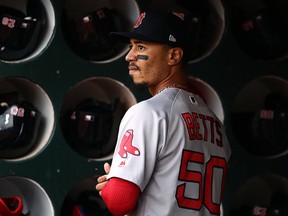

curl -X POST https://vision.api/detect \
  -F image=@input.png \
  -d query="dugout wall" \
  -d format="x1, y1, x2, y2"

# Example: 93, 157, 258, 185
0, 0, 288, 215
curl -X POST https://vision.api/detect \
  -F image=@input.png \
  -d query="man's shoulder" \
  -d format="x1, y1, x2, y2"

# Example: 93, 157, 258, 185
125, 95, 172, 117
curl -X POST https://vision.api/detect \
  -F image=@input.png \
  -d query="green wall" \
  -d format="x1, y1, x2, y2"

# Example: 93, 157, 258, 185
0, 0, 288, 215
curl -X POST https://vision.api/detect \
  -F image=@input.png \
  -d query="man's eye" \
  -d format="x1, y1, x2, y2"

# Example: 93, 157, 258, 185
138, 45, 145, 51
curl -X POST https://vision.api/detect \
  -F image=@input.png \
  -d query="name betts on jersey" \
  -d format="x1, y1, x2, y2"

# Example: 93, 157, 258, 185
182, 112, 223, 147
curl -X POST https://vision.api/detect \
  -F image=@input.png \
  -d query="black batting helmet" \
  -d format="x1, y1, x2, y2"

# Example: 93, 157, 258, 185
0, 92, 41, 159
61, 98, 124, 159
0, 0, 46, 61
230, 0, 288, 61
61, 6, 122, 61
61, 176, 111, 216
231, 92, 288, 158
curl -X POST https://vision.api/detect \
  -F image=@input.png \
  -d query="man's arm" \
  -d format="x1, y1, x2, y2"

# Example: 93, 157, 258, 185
96, 163, 141, 216
101, 177, 140, 216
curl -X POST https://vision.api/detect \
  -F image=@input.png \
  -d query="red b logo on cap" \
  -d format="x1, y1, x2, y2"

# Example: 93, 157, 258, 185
134, 12, 146, 28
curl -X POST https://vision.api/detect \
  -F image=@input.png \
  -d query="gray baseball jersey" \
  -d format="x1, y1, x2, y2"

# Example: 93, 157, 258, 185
107, 87, 231, 216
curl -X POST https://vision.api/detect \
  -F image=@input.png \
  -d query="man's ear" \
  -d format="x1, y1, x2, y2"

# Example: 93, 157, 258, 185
168, 48, 183, 65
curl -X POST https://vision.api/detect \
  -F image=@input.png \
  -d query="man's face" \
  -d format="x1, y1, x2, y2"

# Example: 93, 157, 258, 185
125, 39, 172, 87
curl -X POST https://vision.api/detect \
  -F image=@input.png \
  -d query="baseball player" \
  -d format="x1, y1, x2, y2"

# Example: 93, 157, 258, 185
96, 10, 231, 216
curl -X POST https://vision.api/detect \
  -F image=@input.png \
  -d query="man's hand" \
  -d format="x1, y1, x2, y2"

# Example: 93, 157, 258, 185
96, 162, 111, 196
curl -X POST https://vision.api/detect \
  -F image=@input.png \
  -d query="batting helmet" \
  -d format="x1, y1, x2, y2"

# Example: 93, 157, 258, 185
231, 194, 288, 216
175, 0, 226, 63
61, 6, 122, 61
61, 176, 112, 216
230, 0, 288, 61
0, 92, 41, 159
61, 98, 124, 159
71, 191, 111, 216
0, 196, 23, 216
231, 92, 288, 158
230, 175, 288, 216
0, 0, 46, 61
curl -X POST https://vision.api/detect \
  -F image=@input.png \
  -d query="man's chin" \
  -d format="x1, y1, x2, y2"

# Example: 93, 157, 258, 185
130, 76, 146, 86
130, 81, 147, 92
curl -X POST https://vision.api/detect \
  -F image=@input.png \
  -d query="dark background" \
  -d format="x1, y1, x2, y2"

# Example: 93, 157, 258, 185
0, 0, 288, 215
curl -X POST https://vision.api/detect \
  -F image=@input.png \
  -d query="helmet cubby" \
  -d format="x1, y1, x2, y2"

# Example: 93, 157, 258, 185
0, 176, 54, 216
230, 75, 288, 159
60, 0, 140, 63
0, 0, 287, 215
0, 76, 55, 161
0, 0, 56, 63
61, 176, 109, 215
60, 77, 137, 161
188, 76, 225, 123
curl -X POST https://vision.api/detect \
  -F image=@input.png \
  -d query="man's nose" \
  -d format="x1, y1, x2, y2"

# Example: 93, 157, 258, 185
125, 49, 137, 62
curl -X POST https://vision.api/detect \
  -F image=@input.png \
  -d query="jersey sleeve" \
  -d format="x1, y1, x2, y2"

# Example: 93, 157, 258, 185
101, 177, 140, 215
107, 101, 167, 191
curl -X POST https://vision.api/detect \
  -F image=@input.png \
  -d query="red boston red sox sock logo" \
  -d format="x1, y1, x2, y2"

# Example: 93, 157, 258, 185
118, 129, 140, 158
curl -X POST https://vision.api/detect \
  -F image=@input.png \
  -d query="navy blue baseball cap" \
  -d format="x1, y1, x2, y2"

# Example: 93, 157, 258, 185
110, 10, 189, 50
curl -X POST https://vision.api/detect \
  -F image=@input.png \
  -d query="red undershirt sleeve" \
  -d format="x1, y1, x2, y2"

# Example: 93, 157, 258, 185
101, 177, 141, 216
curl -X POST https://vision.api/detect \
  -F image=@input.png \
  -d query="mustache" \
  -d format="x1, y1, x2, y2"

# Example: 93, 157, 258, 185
129, 63, 140, 70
